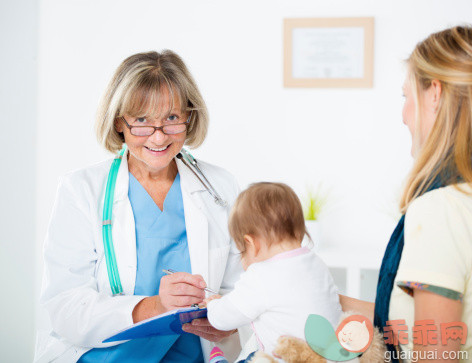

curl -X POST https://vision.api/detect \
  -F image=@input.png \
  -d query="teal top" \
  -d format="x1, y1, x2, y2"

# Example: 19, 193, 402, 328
78, 172, 204, 362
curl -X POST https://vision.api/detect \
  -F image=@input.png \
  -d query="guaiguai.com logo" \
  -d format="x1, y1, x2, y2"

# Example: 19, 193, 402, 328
305, 314, 374, 361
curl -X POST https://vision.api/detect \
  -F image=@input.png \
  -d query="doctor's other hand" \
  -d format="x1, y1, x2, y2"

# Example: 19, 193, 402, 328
182, 318, 236, 342
132, 272, 206, 323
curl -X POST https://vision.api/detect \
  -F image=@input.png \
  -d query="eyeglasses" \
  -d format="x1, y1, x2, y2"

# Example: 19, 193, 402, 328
120, 114, 191, 136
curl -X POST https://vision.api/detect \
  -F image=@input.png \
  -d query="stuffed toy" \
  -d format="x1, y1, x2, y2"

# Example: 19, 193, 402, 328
248, 312, 387, 363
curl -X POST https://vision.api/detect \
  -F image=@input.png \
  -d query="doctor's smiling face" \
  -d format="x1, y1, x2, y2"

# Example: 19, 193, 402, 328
116, 87, 188, 177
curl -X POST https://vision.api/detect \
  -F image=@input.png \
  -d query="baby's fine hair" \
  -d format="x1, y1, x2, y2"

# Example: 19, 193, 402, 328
228, 182, 307, 253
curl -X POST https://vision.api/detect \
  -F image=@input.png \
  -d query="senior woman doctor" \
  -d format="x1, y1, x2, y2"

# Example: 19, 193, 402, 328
36, 51, 244, 362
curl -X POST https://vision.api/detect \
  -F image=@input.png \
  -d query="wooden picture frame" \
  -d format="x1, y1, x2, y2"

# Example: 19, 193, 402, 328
284, 17, 374, 88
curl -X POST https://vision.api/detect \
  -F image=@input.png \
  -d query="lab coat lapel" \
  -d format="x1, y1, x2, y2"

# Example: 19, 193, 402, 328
176, 157, 209, 286
110, 149, 137, 295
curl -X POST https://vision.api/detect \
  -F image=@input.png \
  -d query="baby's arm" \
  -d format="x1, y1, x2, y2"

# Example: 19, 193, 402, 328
207, 296, 253, 331
205, 267, 266, 331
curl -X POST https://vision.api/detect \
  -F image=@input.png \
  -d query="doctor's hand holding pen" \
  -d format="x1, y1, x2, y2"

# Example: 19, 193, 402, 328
132, 272, 206, 321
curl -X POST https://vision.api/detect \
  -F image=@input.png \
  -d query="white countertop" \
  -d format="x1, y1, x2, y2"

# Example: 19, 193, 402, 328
315, 244, 385, 270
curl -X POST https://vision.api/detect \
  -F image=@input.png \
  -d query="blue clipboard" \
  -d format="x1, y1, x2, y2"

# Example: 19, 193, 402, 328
103, 306, 208, 343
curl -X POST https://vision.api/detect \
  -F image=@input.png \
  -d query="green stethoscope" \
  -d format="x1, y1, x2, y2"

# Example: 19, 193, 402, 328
102, 146, 228, 295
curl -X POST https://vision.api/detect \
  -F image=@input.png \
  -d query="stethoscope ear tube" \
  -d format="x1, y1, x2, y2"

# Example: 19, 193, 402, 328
102, 147, 126, 296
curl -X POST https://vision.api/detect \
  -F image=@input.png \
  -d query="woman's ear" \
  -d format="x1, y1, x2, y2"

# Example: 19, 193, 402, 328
115, 117, 124, 133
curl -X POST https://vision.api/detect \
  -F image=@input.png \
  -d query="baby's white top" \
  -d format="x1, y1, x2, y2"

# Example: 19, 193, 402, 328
207, 247, 342, 356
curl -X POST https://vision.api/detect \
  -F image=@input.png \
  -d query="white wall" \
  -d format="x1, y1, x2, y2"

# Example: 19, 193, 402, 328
0, 0, 38, 361
36, 0, 472, 257
4, 0, 465, 360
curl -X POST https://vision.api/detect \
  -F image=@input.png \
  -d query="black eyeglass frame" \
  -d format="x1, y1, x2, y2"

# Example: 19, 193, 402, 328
120, 113, 192, 136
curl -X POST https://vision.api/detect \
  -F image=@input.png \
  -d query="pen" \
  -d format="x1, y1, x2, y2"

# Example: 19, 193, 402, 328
162, 269, 218, 295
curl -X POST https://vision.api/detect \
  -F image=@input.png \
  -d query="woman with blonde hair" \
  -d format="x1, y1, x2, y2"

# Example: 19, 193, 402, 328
340, 26, 472, 362
35, 51, 244, 362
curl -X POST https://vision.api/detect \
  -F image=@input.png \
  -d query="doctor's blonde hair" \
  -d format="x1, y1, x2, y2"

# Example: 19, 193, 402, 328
400, 25, 472, 213
229, 182, 308, 254
96, 50, 209, 153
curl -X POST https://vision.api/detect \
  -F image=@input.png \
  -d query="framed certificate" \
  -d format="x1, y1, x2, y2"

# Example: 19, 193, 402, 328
284, 17, 374, 88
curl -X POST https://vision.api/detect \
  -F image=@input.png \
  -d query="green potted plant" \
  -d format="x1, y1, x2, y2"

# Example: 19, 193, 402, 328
302, 185, 328, 247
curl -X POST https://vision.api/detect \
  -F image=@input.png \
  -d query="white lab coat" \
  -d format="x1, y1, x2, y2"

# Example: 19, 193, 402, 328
35, 151, 248, 363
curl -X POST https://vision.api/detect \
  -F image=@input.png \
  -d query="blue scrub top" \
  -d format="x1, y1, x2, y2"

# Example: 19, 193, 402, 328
79, 172, 204, 363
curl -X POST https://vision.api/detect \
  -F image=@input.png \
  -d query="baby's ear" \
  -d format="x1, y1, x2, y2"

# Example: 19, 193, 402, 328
243, 234, 261, 256
243, 234, 254, 245
243, 234, 258, 251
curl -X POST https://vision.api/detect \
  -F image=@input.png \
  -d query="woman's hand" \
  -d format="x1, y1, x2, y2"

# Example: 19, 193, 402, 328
159, 272, 206, 311
339, 294, 374, 323
182, 318, 236, 342
132, 272, 207, 323
184, 295, 234, 341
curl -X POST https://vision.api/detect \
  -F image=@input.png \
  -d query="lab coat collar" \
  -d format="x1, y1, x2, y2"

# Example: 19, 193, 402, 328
176, 155, 207, 194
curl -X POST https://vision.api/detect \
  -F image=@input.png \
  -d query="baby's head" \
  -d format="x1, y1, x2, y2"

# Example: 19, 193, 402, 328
228, 182, 307, 269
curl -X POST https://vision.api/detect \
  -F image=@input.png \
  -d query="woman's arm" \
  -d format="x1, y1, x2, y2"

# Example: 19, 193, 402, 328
339, 295, 375, 323
413, 289, 463, 363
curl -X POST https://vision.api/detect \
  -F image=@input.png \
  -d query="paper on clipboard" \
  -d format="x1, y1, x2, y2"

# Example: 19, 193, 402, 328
103, 306, 208, 343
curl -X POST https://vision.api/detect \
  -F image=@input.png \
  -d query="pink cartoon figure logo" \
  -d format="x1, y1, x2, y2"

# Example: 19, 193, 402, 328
336, 315, 374, 353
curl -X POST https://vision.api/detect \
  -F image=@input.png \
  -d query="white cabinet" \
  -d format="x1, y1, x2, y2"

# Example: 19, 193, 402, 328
316, 245, 384, 302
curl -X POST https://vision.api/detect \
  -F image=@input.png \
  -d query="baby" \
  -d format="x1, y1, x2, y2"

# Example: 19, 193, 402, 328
205, 182, 342, 359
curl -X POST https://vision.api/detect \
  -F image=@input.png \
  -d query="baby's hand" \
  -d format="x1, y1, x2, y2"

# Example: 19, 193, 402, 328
201, 294, 222, 307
